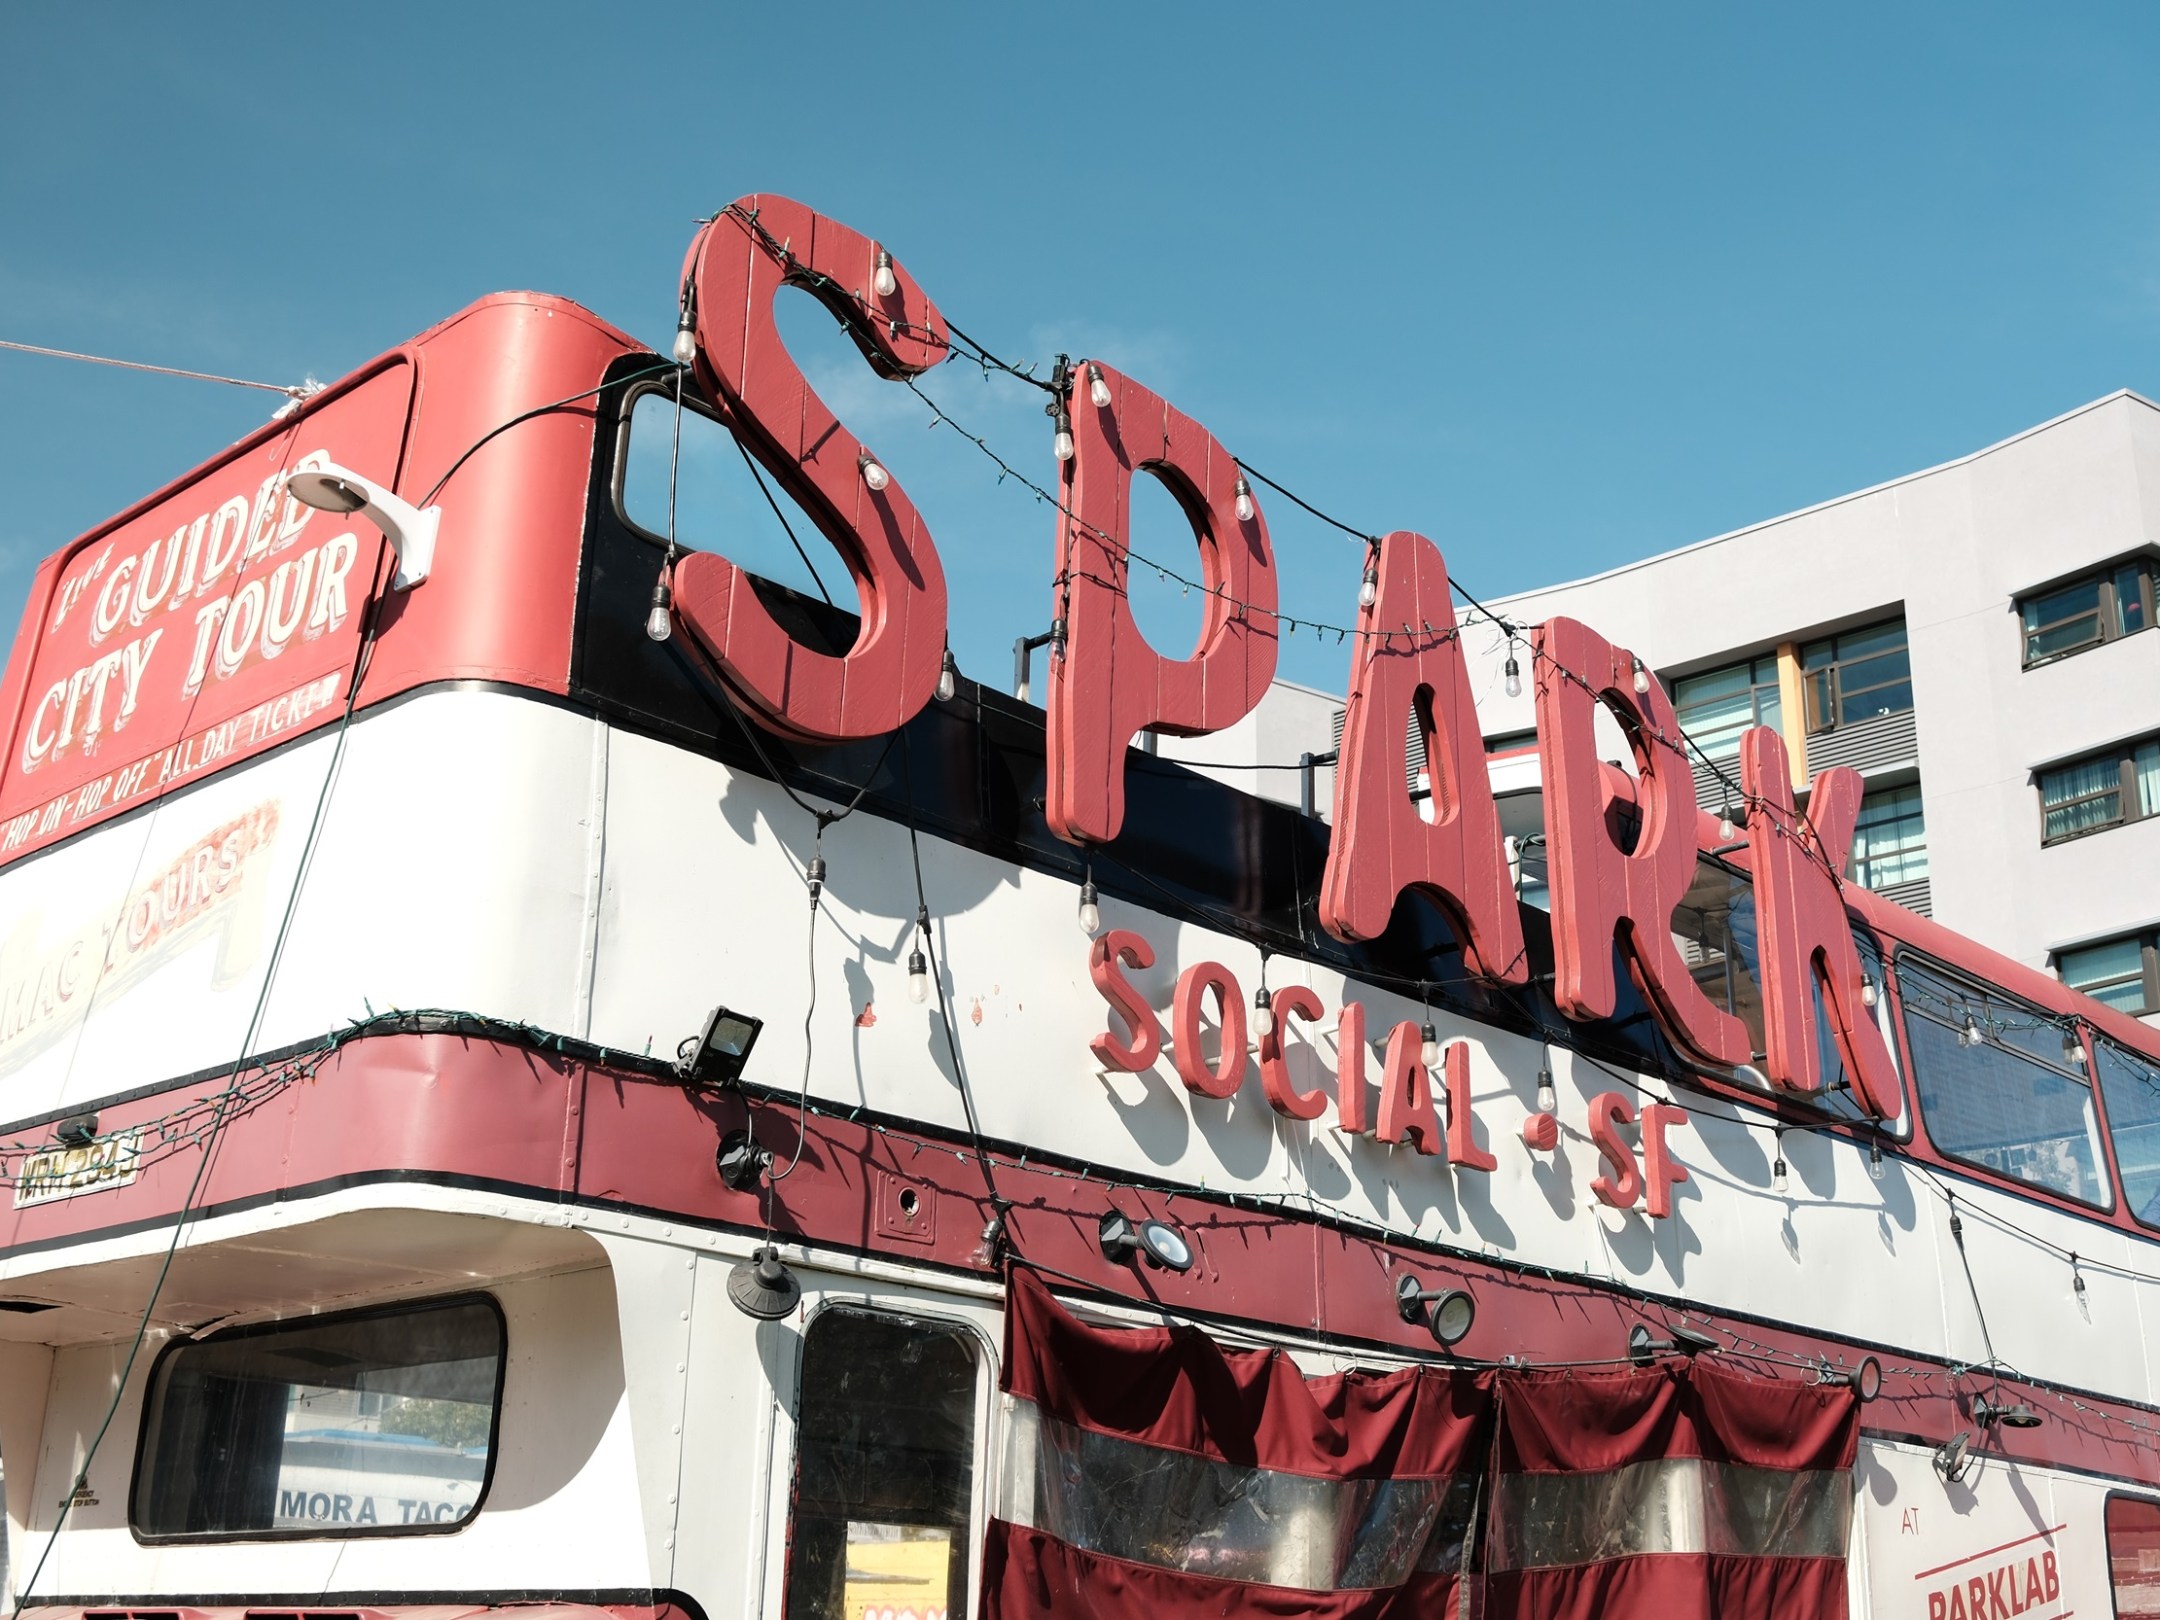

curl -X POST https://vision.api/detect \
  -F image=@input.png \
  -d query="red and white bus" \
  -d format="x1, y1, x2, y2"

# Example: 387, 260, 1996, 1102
2, 194, 2159, 1620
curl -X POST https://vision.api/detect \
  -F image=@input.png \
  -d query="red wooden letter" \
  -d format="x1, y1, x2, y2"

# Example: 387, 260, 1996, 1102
1587, 1090, 1643, 1209
675, 196, 950, 741
1442, 1041, 1498, 1172
1259, 986, 1329, 1120
1641, 1101, 1691, 1218
1533, 618, 1749, 1066
1172, 961, 1247, 1100
1088, 929, 1160, 1073
1376, 1021, 1443, 1155
1045, 360, 1278, 846
1320, 531, 1525, 984
1741, 731, 1904, 1121
1335, 1000, 1372, 1135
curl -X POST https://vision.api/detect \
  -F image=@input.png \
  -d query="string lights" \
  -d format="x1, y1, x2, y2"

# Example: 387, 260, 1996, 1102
872, 246, 898, 299
936, 646, 959, 704
857, 449, 890, 491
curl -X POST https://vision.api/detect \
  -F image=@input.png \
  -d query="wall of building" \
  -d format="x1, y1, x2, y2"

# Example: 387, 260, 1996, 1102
1454, 391, 2160, 997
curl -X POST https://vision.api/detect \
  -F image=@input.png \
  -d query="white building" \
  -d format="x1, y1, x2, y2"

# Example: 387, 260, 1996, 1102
1171, 390, 2160, 1024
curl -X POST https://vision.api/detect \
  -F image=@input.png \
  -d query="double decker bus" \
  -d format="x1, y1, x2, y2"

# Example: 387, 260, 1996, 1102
2, 195, 2159, 1620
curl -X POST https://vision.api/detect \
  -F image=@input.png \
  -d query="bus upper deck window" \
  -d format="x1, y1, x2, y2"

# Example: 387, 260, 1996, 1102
1902, 959, 2111, 1207
132, 1294, 503, 1540
786, 1308, 980, 1620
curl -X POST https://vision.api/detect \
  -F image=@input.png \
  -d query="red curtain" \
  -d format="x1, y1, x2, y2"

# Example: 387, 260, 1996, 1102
983, 1268, 1491, 1620
1483, 1362, 1858, 1620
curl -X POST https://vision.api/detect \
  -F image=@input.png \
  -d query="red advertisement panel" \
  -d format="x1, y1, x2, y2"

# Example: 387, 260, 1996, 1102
0, 363, 413, 860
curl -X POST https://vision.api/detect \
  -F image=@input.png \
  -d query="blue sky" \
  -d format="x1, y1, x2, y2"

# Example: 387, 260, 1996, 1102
5, 4, 2160, 696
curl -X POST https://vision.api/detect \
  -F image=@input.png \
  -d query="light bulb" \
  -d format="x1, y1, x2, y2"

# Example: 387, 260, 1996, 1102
1087, 362, 1112, 409
1253, 986, 1275, 1040
858, 450, 890, 492
907, 947, 929, 1004
872, 248, 898, 299
1869, 1140, 1886, 1181
1965, 1016, 1983, 1048
671, 321, 698, 366
1719, 816, 1736, 843
1861, 976, 1879, 1010
1053, 408, 1075, 463
1359, 561, 1379, 611
1503, 653, 1522, 699
1772, 1153, 1789, 1195
1632, 657, 1651, 695
2073, 1264, 2087, 1298
1536, 1056, 1556, 1114
936, 648, 957, 703
2063, 1028, 2083, 1069
1420, 1021, 1441, 1071
645, 578, 673, 643
1233, 475, 1256, 523
1077, 878, 1101, 937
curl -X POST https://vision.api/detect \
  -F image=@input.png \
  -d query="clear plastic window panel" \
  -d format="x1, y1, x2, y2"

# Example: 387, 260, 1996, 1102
132, 1297, 501, 1538
2106, 1495, 2160, 1618
996, 1399, 1477, 1593
1489, 1459, 1850, 1571
1902, 962, 2110, 1205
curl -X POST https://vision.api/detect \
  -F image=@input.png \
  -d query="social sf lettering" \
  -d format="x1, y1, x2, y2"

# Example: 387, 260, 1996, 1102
1086, 928, 1690, 1217
670, 194, 1904, 1126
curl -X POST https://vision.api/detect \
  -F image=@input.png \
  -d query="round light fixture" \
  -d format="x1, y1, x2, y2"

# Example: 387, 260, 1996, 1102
1098, 1210, 1194, 1273
287, 469, 370, 514
727, 1244, 801, 1320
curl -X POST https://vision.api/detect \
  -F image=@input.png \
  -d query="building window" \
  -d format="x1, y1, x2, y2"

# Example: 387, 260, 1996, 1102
2057, 933, 2159, 1017
1800, 619, 1911, 734
1672, 657, 1783, 764
2037, 737, 2160, 844
132, 1294, 503, 1540
787, 1308, 980, 1620
2019, 556, 2155, 667
1902, 958, 2111, 1207
1849, 784, 1928, 889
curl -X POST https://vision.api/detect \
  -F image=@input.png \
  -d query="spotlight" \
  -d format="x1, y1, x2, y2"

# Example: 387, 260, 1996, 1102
1817, 1355, 1883, 1403
716, 1130, 774, 1192
677, 1006, 764, 1087
52, 1112, 98, 1147
1933, 1430, 1974, 1485
1627, 1322, 1719, 1366
285, 462, 439, 590
1974, 1396, 2042, 1430
1099, 1210, 1193, 1273
1396, 1274, 1476, 1348
727, 1244, 802, 1321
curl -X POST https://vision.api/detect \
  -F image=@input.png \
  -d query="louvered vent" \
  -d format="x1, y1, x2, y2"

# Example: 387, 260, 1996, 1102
1332, 707, 1428, 791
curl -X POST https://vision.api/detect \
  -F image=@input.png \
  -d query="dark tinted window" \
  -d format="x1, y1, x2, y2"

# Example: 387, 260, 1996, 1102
134, 1296, 502, 1539
786, 1309, 979, 1620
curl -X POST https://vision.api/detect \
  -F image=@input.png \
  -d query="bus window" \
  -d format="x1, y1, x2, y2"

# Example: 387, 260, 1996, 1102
132, 1294, 503, 1540
787, 1308, 979, 1620
1901, 959, 2111, 1207
2095, 1040, 2160, 1229
2107, 1496, 2160, 1616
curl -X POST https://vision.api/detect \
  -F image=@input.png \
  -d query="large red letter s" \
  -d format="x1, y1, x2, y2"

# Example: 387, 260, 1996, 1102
1045, 361, 1277, 847
674, 196, 950, 742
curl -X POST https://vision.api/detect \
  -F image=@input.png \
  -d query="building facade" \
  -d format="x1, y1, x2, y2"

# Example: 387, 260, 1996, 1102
1165, 390, 2160, 1023
1465, 389, 2160, 1022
